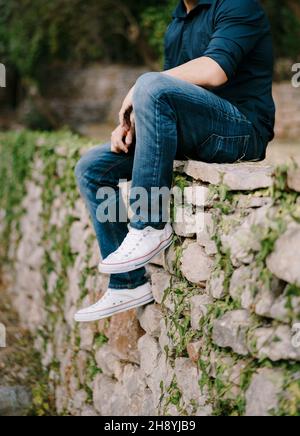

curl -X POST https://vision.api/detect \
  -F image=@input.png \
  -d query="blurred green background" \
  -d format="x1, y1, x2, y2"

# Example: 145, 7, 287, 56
1, 0, 300, 80
0, 0, 300, 133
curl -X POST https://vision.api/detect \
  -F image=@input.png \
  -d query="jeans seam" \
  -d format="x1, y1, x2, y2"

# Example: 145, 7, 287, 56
98, 154, 133, 185
235, 135, 251, 163
152, 96, 162, 188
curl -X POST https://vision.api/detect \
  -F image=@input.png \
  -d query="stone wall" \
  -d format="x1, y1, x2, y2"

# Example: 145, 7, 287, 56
1, 131, 300, 416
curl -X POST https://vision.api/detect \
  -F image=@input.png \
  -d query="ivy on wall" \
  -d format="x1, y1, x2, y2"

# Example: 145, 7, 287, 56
1, 130, 300, 415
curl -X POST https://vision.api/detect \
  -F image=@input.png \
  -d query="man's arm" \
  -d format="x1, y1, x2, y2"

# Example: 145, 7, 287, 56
164, 0, 266, 88
117, 55, 227, 146
162, 56, 228, 88
116, 57, 226, 151
118, 0, 265, 148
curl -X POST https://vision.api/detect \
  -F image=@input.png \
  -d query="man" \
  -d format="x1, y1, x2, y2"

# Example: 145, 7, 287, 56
74, 0, 275, 322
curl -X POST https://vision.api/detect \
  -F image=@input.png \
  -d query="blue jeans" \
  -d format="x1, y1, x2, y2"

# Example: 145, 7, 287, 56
75, 72, 266, 289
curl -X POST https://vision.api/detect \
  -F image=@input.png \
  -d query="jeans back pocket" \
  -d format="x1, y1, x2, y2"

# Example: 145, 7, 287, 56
198, 134, 251, 164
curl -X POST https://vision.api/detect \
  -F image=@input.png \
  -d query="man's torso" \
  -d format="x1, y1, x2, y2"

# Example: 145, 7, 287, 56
164, 0, 276, 143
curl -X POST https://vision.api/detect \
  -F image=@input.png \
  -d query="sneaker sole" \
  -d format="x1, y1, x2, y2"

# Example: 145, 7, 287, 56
98, 234, 173, 275
74, 293, 154, 323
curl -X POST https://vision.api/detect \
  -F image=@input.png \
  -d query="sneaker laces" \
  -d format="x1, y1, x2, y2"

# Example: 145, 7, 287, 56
114, 228, 152, 256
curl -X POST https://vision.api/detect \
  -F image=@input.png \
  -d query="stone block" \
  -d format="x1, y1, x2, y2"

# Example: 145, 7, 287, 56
137, 304, 163, 338
208, 271, 227, 300
250, 325, 300, 362
184, 160, 273, 191
151, 271, 171, 304
245, 369, 284, 416
287, 167, 300, 192
181, 243, 214, 284
190, 294, 213, 330
0, 386, 32, 417
175, 358, 208, 408
212, 310, 252, 356
267, 226, 300, 287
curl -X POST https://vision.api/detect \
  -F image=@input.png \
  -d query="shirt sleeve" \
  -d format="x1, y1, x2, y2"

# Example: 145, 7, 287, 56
203, 0, 267, 80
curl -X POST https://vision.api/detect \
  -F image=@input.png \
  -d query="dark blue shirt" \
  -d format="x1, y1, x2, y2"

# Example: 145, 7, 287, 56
164, 0, 276, 143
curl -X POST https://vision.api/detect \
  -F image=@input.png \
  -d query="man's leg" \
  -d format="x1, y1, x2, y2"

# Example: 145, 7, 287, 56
130, 72, 265, 230
75, 143, 148, 290
98, 72, 264, 276
97, 72, 265, 276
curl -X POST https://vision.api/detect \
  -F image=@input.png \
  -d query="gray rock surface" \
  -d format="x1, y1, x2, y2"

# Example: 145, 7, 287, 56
184, 161, 273, 191
151, 271, 171, 304
196, 212, 215, 248
190, 294, 213, 330
138, 334, 161, 377
174, 358, 208, 411
222, 206, 274, 266
267, 226, 300, 286
230, 265, 285, 317
212, 310, 252, 356
0, 386, 32, 416
181, 243, 214, 283
287, 167, 300, 192
245, 369, 284, 416
138, 304, 163, 338
251, 325, 300, 362
208, 271, 227, 299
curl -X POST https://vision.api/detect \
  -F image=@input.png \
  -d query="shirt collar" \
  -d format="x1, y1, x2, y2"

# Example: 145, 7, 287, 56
172, 0, 213, 19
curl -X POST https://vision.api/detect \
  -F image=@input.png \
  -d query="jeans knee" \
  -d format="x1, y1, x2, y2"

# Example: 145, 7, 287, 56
75, 145, 106, 188
133, 72, 172, 105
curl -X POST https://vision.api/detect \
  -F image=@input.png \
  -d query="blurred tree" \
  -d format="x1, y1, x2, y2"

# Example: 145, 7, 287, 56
0, 0, 166, 79
0, 0, 299, 84
261, 0, 300, 58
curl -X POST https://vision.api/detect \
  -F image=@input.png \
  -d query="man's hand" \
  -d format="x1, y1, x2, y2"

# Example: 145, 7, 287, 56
124, 112, 135, 147
111, 124, 131, 154
119, 85, 135, 129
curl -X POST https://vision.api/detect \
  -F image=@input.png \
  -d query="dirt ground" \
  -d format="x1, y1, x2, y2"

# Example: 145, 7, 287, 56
0, 272, 56, 415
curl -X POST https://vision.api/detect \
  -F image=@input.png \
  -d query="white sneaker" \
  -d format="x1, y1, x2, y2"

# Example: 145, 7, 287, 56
98, 223, 173, 274
74, 283, 154, 323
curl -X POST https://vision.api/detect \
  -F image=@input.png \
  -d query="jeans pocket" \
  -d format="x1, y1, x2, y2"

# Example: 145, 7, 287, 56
197, 134, 251, 164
